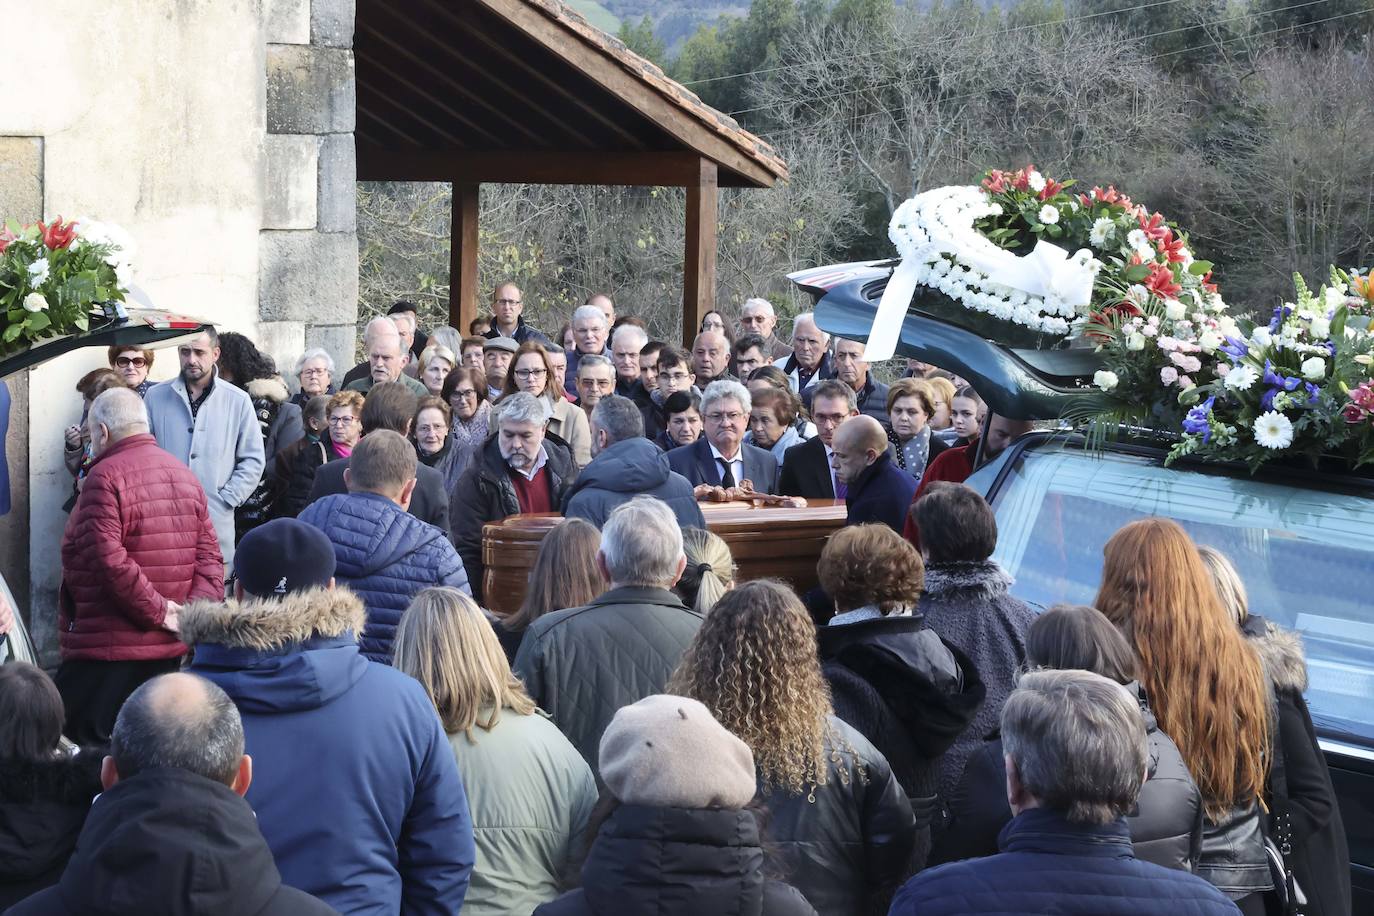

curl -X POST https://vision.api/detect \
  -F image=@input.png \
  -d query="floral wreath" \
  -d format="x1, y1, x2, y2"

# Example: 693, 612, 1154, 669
0, 216, 134, 357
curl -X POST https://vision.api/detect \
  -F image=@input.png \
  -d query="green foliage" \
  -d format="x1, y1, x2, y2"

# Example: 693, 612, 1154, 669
618, 14, 667, 64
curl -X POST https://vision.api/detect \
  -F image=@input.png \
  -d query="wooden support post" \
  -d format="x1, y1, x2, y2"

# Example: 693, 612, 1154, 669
682, 158, 718, 348
450, 182, 480, 331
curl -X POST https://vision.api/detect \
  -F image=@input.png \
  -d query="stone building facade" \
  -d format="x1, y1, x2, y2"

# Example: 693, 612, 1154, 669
0, 0, 360, 661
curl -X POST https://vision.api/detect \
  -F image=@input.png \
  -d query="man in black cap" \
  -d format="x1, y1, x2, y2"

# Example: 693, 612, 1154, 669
183, 519, 475, 916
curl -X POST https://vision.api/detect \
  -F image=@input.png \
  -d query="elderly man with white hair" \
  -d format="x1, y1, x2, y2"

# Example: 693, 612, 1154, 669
514, 495, 703, 769
344, 317, 429, 397
666, 379, 778, 494
738, 297, 792, 360
449, 392, 579, 604
774, 311, 834, 394
563, 304, 611, 396
54, 387, 224, 746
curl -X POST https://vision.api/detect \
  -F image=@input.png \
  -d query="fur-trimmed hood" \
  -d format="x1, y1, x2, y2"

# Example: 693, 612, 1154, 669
180, 587, 365, 651
245, 376, 289, 404
1244, 616, 1308, 694
921, 560, 1015, 598
0, 751, 103, 805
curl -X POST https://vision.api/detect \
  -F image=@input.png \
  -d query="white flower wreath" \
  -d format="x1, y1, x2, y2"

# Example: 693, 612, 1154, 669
864, 186, 1101, 360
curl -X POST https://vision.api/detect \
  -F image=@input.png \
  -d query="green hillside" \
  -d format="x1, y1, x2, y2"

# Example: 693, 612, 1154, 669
567, 0, 621, 34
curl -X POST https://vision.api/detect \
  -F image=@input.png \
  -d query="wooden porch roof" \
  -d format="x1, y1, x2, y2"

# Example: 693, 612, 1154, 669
355, 0, 788, 189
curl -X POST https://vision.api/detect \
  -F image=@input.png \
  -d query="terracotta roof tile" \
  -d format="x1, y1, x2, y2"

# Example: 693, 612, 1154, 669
514, 0, 789, 184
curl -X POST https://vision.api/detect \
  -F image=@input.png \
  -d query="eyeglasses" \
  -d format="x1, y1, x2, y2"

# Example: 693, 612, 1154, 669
451, 389, 478, 400
663, 372, 692, 383
495, 298, 522, 306
328, 416, 356, 426
705, 411, 745, 423
514, 368, 547, 379
115, 356, 147, 368
300, 367, 329, 376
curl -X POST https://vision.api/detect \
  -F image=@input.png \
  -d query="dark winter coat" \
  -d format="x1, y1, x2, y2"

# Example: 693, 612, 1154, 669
562, 437, 705, 529
299, 492, 469, 662
535, 805, 817, 916
236, 377, 304, 536
308, 455, 450, 532
450, 436, 577, 604
843, 452, 918, 533
513, 586, 702, 770
1247, 616, 1349, 915
183, 587, 475, 916
59, 433, 223, 662
817, 615, 985, 872
273, 435, 342, 519
935, 682, 1203, 873
4, 767, 336, 916
760, 715, 917, 916
889, 808, 1242, 916
916, 560, 1036, 797
0, 753, 102, 909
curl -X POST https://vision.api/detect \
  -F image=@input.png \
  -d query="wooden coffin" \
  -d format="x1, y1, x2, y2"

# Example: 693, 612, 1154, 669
481, 500, 848, 615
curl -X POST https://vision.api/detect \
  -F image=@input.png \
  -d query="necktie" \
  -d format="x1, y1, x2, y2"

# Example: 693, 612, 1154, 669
835, 480, 848, 500
718, 457, 736, 488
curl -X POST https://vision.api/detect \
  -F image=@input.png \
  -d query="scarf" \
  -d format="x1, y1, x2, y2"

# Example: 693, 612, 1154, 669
451, 400, 492, 453
892, 424, 932, 477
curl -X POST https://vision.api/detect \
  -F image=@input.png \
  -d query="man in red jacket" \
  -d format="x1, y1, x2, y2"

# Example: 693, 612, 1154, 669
53, 387, 223, 745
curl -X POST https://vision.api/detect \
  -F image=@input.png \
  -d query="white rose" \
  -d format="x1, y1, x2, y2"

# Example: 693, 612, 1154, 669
26, 258, 49, 285
22, 292, 47, 312
1038, 205, 1060, 225
1125, 332, 1146, 351
1324, 286, 1345, 309
1301, 356, 1326, 381
1164, 300, 1186, 321
1198, 331, 1222, 353
1251, 327, 1273, 348
1310, 317, 1330, 339
1094, 370, 1119, 392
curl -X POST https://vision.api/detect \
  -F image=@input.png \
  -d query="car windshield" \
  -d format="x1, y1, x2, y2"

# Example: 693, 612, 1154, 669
985, 443, 1374, 748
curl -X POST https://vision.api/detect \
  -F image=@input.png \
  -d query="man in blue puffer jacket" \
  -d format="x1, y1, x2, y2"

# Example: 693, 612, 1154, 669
562, 395, 704, 530
300, 430, 469, 662
889, 669, 1240, 916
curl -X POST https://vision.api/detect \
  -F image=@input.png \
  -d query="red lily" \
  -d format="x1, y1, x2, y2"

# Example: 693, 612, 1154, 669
39, 217, 77, 250
0, 226, 15, 255
1012, 164, 1034, 192
1159, 229, 1187, 263
1039, 177, 1065, 201
1201, 271, 1218, 294
1138, 210, 1169, 242
981, 171, 1007, 193
1144, 263, 1182, 299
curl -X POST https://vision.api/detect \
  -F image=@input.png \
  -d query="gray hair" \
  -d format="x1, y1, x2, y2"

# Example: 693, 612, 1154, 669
363, 316, 401, 343
1002, 668, 1147, 826
111, 673, 245, 787
571, 305, 607, 328
591, 395, 645, 445
611, 324, 648, 350
89, 387, 149, 440
497, 390, 552, 427
600, 496, 685, 587
701, 379, 751, 418
576, 354, 614, 377
792, 311, 828, 341
741, 297, 775, 317
811, 379, 858, 413
293, 347, 336, 377
428, 326, 463, 356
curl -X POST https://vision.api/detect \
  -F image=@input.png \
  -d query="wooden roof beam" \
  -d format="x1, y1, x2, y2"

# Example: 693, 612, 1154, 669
358, 149, 730, 185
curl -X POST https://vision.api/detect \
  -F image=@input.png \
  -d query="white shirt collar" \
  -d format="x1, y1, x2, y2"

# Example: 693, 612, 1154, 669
510, 446, 549, 481
707, 440, 742, 464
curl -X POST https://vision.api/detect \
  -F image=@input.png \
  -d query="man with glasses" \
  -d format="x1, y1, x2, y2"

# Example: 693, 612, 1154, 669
737, 297, 792, 360
779, 379, 858, 501
640, 346, 697, 443
564, 304, 611, 396
667, 380, 778, 494
576, 354, 616, 419
773, 312, 834, 394
482, 282, 551, 346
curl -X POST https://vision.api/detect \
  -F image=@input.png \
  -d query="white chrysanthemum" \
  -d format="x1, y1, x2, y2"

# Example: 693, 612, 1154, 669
1223, 364, 1258, 390
1310, 317, 1331, 339
1164, 300, 1186, 321
1038, 205, 1059, 225
22, 292, 47, 312
1093, 370, 1119, 392
1198, 330, 1222, 353
1301, 356, 1326, 381
1027, 170, 1046, 192
1125, 332, 1146, 351
1089, 218, 1114, 247
1253, 411, 1294, 450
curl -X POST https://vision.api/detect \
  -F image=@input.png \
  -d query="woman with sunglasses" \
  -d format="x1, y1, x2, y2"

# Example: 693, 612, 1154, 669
107, 346, 155, 397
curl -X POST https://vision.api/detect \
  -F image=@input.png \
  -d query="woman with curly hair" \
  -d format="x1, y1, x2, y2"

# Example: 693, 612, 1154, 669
816, 525, 983, 873
669, 580, 917, 916
1096, 519, 1273, 912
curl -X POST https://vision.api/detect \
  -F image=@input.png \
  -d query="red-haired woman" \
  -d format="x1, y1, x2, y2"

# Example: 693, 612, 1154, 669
1095, 519, 1273, 914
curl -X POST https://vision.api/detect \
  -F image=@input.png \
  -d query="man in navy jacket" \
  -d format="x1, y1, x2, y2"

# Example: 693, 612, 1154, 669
184, 518, 475, 916
830, 415, 917, 533
889, 669, 1239, 916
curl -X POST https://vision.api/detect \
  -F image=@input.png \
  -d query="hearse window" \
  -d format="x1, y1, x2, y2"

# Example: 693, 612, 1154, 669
987, 447, 1374, 747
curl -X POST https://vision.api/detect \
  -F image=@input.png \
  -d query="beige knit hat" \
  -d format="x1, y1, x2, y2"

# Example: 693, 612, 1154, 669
598, 695, 758, 809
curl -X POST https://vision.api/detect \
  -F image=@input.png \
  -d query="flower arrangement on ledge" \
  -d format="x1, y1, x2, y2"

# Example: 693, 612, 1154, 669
0, 216, 134, 358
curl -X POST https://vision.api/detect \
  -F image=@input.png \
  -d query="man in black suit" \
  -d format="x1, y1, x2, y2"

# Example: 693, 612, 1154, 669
305, 382, 449, 532
667, 379, 778, 494
779, 379, 857, 500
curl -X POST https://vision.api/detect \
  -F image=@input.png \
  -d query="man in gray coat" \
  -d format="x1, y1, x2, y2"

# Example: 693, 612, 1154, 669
562, 396, 704, 530
514, 496, 703, 770
146, 328, 264, 574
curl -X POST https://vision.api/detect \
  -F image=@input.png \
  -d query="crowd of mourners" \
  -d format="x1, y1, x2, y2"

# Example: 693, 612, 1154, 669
0, 286, 1353, 915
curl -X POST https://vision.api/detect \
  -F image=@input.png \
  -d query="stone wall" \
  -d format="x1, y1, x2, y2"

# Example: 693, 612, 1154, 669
0, 0, 359, 661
